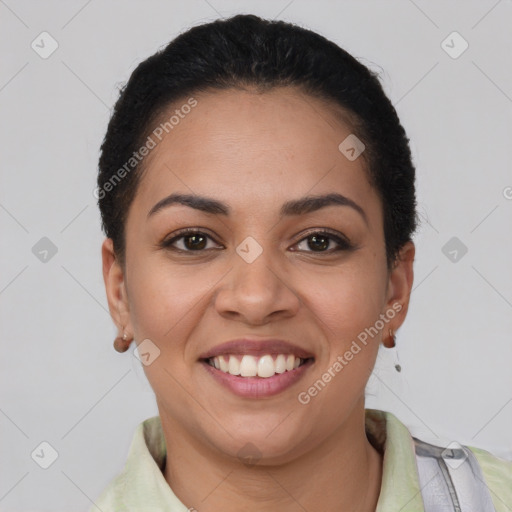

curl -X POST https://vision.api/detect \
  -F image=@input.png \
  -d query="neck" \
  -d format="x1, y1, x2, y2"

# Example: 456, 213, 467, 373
161, 406, 383, 512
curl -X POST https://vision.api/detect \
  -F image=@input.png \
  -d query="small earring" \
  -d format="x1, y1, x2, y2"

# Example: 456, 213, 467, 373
385, 328, 396, 348
113, 330, 131, 353
385, 328, 402, 372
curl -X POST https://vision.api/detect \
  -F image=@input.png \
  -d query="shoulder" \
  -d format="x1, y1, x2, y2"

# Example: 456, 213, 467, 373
89, 471, 127, 512
89, 416, 164, 512
366, 409, 512, 512
467, 444, 512, 511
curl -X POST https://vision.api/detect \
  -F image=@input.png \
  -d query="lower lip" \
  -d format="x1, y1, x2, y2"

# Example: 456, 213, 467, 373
200, 359, 314, 398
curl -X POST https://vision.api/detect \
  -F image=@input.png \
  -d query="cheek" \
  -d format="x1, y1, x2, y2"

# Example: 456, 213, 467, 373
298, 265, 385, 415
127, 257, 209, 343
126, 261, 212, 396
307, 262, 386, 335
302, 255, 387, 397
126, 254, 225, 354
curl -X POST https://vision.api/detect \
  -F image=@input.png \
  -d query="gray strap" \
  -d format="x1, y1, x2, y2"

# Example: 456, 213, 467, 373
413, 437, 497, 512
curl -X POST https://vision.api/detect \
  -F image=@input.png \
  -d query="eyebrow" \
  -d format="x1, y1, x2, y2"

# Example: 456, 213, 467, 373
147, 192, 368, 224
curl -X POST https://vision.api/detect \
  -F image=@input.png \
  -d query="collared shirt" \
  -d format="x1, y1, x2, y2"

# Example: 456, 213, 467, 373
90, 409, 512, 511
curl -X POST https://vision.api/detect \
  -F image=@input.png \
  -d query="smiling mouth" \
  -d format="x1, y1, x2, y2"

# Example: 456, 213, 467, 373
201, 354, 314, 379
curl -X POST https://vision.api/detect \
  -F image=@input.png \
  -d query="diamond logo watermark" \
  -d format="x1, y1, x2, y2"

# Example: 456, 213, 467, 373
31, 31, 59, 59
31, 441, 59, 469
237, 442, 262, 466
338, 134, 365, 161
442, 441, 468, 469
236, 236, 263, 264
442, 236, 468, 263
32, 237, 58, 263
441, 31, 469, 59
134, 339, 161, 366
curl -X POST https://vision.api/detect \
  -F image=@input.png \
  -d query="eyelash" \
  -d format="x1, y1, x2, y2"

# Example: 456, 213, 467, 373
160, 228, 354, 255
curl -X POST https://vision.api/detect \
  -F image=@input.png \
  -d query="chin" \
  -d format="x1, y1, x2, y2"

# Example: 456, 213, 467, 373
205, 421, 312, 466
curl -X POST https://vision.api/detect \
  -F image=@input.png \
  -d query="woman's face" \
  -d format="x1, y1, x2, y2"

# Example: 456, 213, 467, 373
103, 87, 414, 463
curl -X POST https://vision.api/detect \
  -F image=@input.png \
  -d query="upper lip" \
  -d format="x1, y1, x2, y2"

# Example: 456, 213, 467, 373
198, 338, 315, 360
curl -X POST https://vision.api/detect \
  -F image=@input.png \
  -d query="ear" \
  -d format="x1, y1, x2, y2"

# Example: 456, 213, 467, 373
102, 238, 132, 336
384, 241, 415, 333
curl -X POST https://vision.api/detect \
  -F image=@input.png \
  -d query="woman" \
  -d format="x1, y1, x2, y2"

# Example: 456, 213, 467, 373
94, 14, 511, 512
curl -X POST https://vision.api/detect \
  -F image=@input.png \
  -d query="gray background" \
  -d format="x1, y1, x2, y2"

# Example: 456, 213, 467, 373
1, 0, 511, 510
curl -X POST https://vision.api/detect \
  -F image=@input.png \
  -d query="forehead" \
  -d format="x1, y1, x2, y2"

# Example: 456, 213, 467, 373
133, 87, 379, 221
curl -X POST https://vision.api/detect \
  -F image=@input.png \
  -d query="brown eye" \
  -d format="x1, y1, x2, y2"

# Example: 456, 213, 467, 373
181, 233, 207, 250
161, 230, 220, 252
294, 231, 352, 253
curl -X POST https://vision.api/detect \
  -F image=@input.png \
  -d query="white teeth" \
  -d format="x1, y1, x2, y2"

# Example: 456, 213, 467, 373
209, 354, 307, 378
275, 354, 287, 373
257, 355, 275, 378
228, 356, 240, 375
240, 355, 258, 377
218, 356, 229, 372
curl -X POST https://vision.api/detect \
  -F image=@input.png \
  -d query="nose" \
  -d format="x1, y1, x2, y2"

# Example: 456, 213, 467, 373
214, 245, 300, 325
